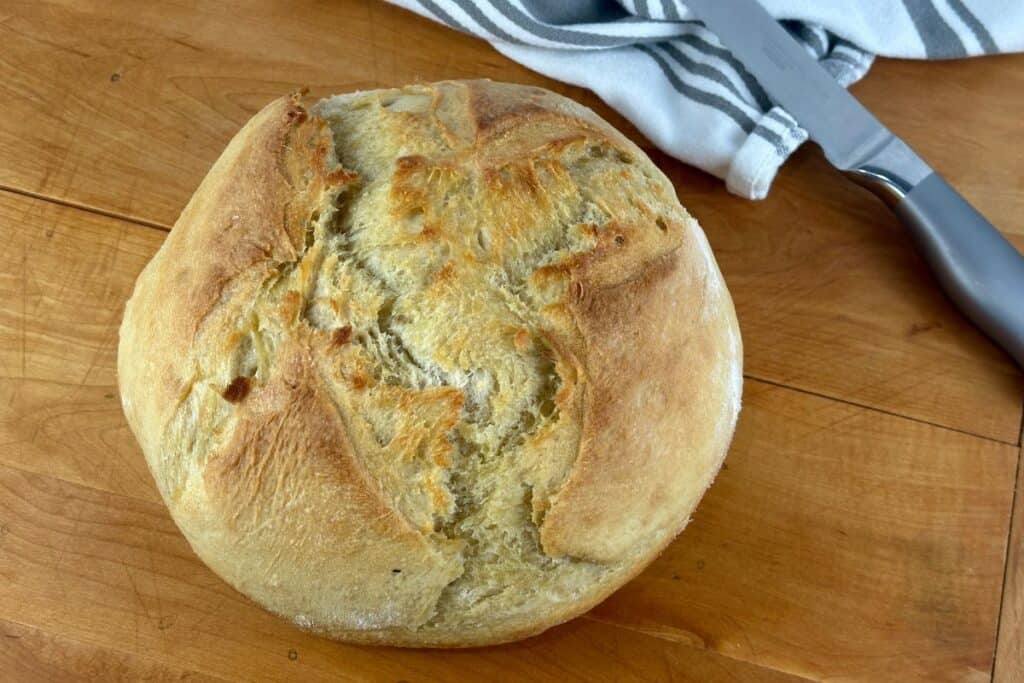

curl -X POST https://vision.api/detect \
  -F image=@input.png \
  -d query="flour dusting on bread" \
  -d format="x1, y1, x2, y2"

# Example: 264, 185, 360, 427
117, 81, 742, 647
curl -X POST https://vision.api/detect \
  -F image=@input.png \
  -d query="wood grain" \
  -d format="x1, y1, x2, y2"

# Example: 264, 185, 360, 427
0, 0, 580, 226
0, 617, 222, 682
995, 444, 1024, 683
594, 379, 1017, 681
692, 139, 1023, 443
0, 192, 163, 503
0, 0, 1019, 442
0, 189, 1018, 680
0, 465, 806, 683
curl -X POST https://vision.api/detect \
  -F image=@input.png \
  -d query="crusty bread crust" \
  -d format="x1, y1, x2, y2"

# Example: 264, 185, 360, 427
118, 81, 742, 647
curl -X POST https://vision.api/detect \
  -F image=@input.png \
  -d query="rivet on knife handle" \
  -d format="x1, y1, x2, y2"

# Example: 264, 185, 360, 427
848, 165, 1024, 367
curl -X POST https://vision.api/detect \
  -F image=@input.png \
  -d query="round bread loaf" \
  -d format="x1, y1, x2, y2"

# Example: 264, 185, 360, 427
118, 80, 742, 647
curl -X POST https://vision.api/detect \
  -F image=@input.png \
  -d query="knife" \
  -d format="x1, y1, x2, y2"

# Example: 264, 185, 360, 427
685, 0, 1024, 368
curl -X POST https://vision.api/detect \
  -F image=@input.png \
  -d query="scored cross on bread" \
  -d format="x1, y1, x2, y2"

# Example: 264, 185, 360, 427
117, 80, 742, 647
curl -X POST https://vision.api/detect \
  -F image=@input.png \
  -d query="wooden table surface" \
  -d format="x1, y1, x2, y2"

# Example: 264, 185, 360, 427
0, 2, 1022, 681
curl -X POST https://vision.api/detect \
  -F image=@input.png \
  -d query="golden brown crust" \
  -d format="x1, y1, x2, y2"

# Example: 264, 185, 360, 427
118, 80, 742, 647
541, 246, 741, 563
119, 93, 327, 458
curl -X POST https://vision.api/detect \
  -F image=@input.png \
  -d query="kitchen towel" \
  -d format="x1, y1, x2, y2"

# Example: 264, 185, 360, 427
387, 0, 1024, 199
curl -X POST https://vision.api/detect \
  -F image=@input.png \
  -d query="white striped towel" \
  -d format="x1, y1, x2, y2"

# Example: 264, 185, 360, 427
386, 0, 1024, 199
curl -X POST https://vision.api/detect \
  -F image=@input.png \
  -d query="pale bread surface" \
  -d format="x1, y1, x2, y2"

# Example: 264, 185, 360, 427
117, 81, 743, 647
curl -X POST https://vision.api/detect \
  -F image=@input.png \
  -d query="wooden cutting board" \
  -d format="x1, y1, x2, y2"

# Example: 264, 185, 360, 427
0, 2, 1021, 681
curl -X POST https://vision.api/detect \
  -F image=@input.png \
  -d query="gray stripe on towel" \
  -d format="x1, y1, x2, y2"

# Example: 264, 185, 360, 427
450, 0, 521, 43
516, 0, 627, 25
946, 0, 998, 53
659, 42, 767, 110
635, 44, 760, 134
676, 32, 773, 111
901, 0, 968, 57
489, 0, 653, 46
416, 0, 475, 34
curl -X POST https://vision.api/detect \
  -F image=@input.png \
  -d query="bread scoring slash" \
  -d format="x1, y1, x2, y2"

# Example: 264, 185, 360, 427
117, 80, 742, 647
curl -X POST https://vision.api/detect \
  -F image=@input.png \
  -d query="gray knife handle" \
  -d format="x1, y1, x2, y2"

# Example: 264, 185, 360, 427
848, 169, 1024, 367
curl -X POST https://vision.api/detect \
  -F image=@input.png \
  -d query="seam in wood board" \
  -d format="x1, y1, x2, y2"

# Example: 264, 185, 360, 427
0, 614, 233, 682
747, 374, 1022, 447
0, 181, 1012, 448
990, 417, 1024, 680
0, 184, 171, 232
580, 615, 817, 682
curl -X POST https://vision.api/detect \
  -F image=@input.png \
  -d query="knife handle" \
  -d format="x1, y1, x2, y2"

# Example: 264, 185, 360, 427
848, 168, 1024, 367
